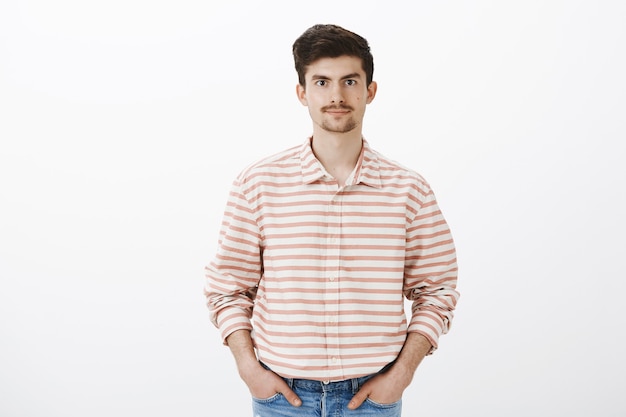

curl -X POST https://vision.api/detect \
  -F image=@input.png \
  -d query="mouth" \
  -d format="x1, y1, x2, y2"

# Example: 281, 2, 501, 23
323, 106, 352, 115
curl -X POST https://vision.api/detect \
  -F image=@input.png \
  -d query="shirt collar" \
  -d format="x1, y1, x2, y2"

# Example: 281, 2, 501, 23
299, 137, 383, 188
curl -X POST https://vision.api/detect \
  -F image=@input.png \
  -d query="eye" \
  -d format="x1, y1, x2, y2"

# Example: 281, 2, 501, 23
345, 79, 357, 86
315, 80, 327, 87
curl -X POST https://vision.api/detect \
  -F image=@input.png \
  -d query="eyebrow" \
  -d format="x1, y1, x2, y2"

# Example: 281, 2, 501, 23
310, 72, 362, 81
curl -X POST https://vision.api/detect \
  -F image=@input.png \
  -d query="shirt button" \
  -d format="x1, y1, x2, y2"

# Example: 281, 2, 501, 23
329, 276, 335, 281
331, 357, 337, 363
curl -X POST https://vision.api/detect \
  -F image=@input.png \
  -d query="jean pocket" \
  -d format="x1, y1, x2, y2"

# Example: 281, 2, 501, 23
364, 397, 402, 409
251, 392, 283, 404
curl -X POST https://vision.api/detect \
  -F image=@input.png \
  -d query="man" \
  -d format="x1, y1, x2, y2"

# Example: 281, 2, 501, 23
205, 24, 459, 417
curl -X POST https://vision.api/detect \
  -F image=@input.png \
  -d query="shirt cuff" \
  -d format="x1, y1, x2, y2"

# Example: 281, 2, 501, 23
215, 307, 254, 344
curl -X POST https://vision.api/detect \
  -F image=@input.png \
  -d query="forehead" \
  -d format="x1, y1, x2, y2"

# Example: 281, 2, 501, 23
304, 55, 365, 79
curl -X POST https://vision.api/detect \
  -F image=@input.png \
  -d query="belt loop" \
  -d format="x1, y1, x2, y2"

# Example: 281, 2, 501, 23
286, 378, 294, 389
351, 377, 359, 394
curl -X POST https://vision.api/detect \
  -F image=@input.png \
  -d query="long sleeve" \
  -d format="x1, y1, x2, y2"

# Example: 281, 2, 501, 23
403, 187, 459, 352
204, 178, 263, 343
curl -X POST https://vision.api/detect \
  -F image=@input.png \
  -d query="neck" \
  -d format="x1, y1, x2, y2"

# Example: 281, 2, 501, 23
310, 131, 363, 186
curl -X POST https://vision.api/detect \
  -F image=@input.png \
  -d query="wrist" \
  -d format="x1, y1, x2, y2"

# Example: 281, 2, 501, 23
387, 333, 431, 384
237, 357, 263, 380
386, 360, 415, 387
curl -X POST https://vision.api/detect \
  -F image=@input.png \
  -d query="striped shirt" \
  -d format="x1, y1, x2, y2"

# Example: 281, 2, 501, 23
205, 137, 459, 381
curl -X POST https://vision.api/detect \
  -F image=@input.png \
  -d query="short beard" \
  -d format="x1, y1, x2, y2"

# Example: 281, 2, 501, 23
321, 118, 357, 133
320, 105, 357, 133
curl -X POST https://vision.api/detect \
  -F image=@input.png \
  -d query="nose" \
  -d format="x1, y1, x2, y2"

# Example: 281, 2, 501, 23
330, 84, 344, 104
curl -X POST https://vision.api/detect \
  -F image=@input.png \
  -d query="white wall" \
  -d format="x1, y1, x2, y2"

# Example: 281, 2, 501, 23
1, 1, 624, 416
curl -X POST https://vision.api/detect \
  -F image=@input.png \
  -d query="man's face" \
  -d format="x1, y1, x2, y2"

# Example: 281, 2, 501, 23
297, 55, 377, 134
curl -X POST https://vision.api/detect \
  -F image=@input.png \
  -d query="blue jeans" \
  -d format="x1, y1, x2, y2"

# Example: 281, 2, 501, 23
251, 367, 402, 417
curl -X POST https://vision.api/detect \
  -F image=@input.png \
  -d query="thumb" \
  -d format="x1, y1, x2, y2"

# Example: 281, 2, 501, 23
348, 388, 369, 410
278, 381, 302, 407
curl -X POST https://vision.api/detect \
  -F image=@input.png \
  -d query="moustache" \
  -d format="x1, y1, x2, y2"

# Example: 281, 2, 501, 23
322, 105, 353, 112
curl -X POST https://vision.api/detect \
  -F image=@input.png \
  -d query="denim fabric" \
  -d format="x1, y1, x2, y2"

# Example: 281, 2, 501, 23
251, 371, 402, 417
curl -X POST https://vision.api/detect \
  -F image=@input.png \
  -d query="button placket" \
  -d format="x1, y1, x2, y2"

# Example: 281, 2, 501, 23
325, 193, 342, 371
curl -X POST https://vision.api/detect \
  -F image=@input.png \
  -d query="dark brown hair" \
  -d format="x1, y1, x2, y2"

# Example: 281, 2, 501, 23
292, 24, 374, 87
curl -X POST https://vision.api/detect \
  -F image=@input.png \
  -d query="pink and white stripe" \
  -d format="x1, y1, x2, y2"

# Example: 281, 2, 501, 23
205, 138, 459, 381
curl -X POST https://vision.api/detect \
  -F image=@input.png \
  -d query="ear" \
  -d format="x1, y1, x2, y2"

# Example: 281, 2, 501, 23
366, 81, 378, 104
296, 83, 308, 106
